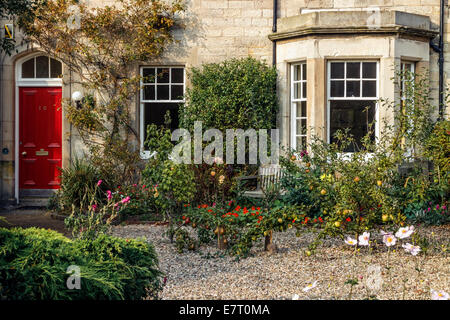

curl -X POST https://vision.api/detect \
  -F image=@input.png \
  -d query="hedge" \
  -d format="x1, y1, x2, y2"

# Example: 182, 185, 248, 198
0, 227, 163, 300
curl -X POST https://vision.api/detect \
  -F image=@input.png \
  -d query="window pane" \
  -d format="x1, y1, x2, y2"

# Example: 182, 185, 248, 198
302, 82, 307, 98
171, 68, 184, 83
330, 81, 345, 97
296, 101, 307, 118
331, 63, 344, 79
302, 64, 307, 80
293, 82, 301, 99
329, 100, 376, 152
171, 85, 184, 100
157, 68, 170, 83
404, 64, 412, 72
35, 56, 49, 78
296, 119, 307, 135
143, 68, 155, 83
362, 81, 377, 97
346, 81, 361, 97
296, 136, 307, 151
50, 58, 62, 78
347, 62, 360, 79
157, 85, 169, 100
293, 65, 301, 81
143, 103, 180, 147
363, 62, 377, 78
22, 58, 34, 78
143, 85, 155, 100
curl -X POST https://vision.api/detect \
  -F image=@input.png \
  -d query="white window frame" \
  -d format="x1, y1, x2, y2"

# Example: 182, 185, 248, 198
400, 61, 415, 101
290, 62, 307, 151
139, 66, 185, 159
326, 60, 380, 152
400, 61, 416, 159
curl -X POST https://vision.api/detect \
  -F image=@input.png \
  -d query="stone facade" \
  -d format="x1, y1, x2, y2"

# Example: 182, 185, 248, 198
0, 0, 449, 203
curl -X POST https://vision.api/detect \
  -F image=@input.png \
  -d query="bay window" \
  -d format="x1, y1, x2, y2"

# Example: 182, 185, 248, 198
327, 61, 379, 152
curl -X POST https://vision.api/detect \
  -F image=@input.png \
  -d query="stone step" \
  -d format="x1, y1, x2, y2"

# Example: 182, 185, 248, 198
17, 197, 50, 209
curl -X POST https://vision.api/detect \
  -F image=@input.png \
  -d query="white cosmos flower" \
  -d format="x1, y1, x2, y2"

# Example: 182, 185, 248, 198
358, 232, 370, 246
402, 243, 413, 251
395, 226, 415, 239
410, 245, 421, 256
344, 236, 357, 246
382, 233, 397, 246
302, 281, 318, 292
292, 294, 300, 300
431, 289, 449, 300
402, 243, 421, 256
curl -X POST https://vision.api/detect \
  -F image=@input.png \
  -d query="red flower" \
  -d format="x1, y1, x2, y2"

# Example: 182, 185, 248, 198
207, 209, 213, 213
182, 216, 186, 220
235, 205, 241, 211
346, 217, 351, 222
252, 206, 256, 211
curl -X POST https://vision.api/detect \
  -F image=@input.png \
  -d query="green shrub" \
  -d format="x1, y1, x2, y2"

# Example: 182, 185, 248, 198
142, 122, 197, 224
53, 158, 112, 213
180, 57, 278, 132
0, 227, 163, 300
178, 57, 278, 203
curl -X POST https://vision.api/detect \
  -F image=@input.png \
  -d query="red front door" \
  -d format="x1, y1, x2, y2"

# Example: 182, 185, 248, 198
19, 87, 62, 189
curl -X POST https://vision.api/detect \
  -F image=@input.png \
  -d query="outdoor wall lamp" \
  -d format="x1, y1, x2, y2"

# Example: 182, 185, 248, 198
71, 91, 83, 109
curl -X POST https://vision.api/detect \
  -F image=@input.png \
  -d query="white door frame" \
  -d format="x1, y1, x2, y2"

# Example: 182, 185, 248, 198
15, 53, 63, 203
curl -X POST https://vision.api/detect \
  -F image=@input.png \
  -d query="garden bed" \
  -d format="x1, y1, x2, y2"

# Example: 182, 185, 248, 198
111, 224, 450, 300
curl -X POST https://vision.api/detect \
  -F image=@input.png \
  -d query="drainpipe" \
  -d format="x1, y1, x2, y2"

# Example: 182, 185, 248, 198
432, 0, 446, 119
272, 0, 277, 66
438, 0, 445, 119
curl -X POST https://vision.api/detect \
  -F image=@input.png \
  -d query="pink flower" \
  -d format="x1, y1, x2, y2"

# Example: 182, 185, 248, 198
97, 179, 103, 186
436, 204, 440, 210
92, 204, 97, 211
107, 190, 112, 200
442, 205, 447, 210
114, 202, 120, 208
382, 233, 397, 246
427, 207, 431, 212
121, 196, 131, 204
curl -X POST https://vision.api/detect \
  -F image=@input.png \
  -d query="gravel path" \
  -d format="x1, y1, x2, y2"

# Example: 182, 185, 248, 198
111, 224, 450, 300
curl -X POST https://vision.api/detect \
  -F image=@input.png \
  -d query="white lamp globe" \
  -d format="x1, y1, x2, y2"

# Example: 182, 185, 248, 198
72, 91, 83, 102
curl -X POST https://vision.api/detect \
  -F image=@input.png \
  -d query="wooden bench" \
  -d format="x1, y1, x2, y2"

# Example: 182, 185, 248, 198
237, 164, 284, 198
